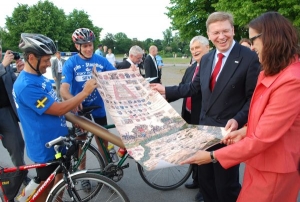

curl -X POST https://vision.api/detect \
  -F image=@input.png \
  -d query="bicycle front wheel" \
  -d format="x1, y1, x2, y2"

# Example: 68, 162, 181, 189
137, 163, 192, 190
47, 173, 130, 202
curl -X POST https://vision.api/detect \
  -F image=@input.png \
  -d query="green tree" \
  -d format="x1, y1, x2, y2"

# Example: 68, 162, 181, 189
162, 28, 173, 54
66, 9, 102, 52
101, 33, 115, 52
166, 0, 300, 41
213, 0, 300, 38
143, 38, 154, 52
114, 32, 132, 54
162, 28, 173, 46
171, 33, 189, 55
3, 0, 68, 51
166, 0, 217, 41
153, 39, 163, 54
131, 40, 144, 51
3, 3, 31, 50
1, 0, 103, 52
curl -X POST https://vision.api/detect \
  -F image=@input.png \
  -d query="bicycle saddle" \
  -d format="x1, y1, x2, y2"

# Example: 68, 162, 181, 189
77, 106, 101, 116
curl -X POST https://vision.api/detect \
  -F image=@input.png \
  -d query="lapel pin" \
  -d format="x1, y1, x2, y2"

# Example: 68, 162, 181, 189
235, 61, 239, 63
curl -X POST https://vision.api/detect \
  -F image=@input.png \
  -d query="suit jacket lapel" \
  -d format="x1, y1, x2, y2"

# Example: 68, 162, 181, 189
207, 44, 242, 110
200, 51, 214, 97
187, 63, 197, 81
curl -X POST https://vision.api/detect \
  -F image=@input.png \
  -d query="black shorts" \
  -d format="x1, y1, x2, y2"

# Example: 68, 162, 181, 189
36, 163, 60, 181
94, 116, 107, 126
85, 114, 107, 126
36, 161, 70, 181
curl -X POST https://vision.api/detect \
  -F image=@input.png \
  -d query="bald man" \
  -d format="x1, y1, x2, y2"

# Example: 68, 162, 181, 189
144, 45, 161, 83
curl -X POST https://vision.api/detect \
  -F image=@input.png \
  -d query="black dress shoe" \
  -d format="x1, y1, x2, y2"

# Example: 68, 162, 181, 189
185, 181, 199, 189
195, 191, 204, 202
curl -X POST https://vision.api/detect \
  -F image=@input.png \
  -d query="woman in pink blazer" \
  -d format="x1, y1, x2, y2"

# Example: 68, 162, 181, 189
181, 12, 300, 202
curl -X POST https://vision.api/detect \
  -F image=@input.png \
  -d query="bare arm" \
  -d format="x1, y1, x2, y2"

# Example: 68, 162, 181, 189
45, 79, 97, 116
60, 82, 74, 100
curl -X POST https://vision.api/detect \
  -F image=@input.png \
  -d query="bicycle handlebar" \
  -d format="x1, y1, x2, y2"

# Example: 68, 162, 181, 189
45, 136, 67, 148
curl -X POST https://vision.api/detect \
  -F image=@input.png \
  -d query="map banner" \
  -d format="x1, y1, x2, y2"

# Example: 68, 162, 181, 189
93, 69, 227, 171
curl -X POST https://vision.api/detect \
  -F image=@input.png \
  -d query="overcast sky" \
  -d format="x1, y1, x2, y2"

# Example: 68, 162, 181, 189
0, 0, 172, 41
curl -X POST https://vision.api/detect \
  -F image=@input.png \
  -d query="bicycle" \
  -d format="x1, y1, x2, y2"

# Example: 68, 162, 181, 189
0, 135, 129, 202
67, 107, 193, 191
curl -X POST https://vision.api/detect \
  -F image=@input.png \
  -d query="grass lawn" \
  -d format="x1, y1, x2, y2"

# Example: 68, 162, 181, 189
162, 57, 190, 64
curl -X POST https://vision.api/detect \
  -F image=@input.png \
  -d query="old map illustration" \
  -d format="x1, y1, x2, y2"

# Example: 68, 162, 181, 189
93, 69, 227, 170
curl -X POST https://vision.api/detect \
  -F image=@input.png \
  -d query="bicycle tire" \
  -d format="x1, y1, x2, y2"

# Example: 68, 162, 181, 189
46, 173, 130, 202
137, 163, 193, 190
70, 143, 105, 174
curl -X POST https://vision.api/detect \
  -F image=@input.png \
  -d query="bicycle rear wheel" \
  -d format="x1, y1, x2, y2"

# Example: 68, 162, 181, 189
70, 142, 105, 174
137, 163, 192, 190
47, 173, 129, 202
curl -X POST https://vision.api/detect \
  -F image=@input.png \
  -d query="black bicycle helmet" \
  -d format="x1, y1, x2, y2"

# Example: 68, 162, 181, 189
72, 28, 95, 44
19, 33, 57, 56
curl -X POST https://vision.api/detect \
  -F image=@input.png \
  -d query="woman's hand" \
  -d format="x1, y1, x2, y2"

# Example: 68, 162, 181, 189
180, 150, 211, 165
221, 126, 247, 145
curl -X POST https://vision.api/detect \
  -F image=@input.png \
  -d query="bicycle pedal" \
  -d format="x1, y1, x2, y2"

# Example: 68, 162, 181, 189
121, 163, 129, 169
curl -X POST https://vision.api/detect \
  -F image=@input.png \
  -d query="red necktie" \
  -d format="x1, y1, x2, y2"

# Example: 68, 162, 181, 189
210, 53, 224, 91
186, 66, 199, 112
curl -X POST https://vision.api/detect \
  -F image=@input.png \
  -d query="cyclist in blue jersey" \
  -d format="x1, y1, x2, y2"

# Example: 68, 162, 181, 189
13, 33, 97, 202
60, 28, 117, 191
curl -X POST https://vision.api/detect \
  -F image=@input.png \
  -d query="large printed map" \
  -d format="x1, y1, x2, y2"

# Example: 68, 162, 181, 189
93, 69, 227, 170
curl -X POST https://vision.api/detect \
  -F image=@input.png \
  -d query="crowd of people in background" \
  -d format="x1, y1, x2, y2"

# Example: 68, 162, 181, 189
0, 10, 299, 202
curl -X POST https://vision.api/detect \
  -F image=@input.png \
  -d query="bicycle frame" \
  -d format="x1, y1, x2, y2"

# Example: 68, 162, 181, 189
71, 133, 95, 171
0, 162, 58, 202
76, 131, 129, 176
0, 141, 82, 202
68, 111, 128, 172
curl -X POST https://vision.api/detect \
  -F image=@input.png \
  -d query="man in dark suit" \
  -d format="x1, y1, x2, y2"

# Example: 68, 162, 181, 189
168, 36, 209, 201
0, 47, 30, 185
116, 45, 144, 75
51, 51, 65, 101
144, 45, 161, 83
151, 12, 261, 202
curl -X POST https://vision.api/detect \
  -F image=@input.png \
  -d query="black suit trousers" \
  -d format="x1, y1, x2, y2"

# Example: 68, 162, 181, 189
198, 145, 241, 202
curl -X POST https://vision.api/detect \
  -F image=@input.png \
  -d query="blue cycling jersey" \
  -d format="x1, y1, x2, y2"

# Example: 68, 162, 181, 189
13, 71, 68, 163
61, 53, 116, 118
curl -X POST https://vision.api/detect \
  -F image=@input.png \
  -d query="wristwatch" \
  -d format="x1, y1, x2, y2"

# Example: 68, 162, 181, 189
210, 151, 218, 163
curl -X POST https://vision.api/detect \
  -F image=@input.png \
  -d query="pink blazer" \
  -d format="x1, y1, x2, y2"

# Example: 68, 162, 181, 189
216, 59, 300, 173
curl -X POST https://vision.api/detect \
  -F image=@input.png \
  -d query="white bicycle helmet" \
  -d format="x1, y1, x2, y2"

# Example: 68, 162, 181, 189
19, 33, 57, 56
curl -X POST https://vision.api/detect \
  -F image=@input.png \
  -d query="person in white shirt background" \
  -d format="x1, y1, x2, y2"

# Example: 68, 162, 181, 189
106, 48, 116, 67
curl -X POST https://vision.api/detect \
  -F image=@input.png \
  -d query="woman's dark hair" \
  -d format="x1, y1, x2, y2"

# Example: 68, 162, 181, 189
248, 12, 300, 76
